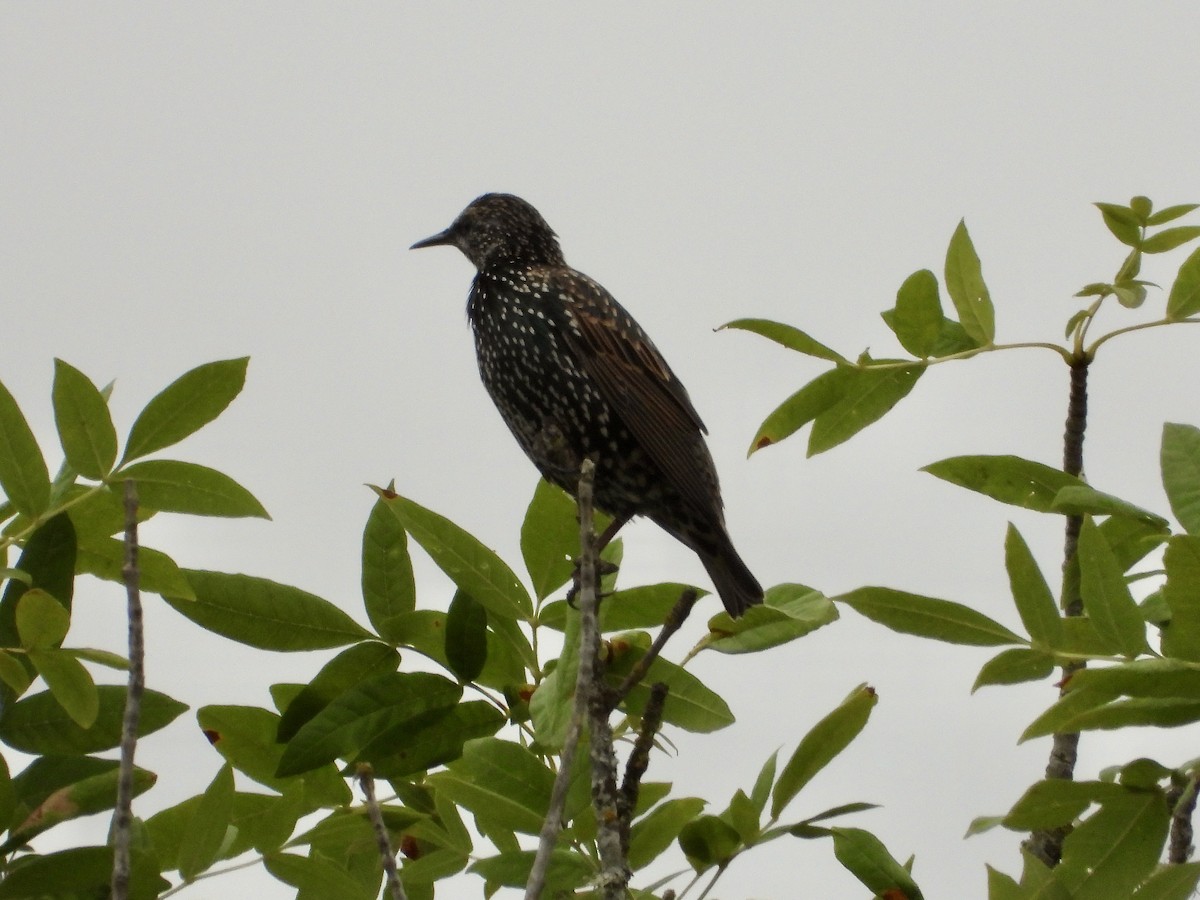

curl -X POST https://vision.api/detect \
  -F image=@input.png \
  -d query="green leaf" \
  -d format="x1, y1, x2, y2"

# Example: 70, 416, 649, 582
944, 219, 995, 345
116, 460, 268, 519
1167, 246, 1200, 319
263, 851, 373, 900
166, 570, 371, 651
276, 671, 460, 776
606, 636, 735, 732
889, 269, 944, 358
29, 649, 99, 727
836, 587, 1024, 646
771, 683, 876, 818
445, 590, 488, 682
1146, 203, 1199, 226
0, 846, 167, 900
1051, 484, 1168, 528
1163, 423, 1200, 534
747, 368, 850, 455
468, 849, 591, 893
197, 705, 351, 807
1056, 788, 1169, 899
719, 318, 849, 364
1021, 688, 1117, 742
923, 454, 1081, 511
540, 582, 706, 632
1163, 536, 1200, 661
366, 700, 506, 779
75, 537, 195, 600
0, 685, 185, 754
0, 378, 50, 519
808, 363, 923, 456
15, 588, 70, 649
0, 651, 31, 694
1002, 779, 1124, 830
1096, 202, 1143, 247
750, 750, 778, 815
1131, 862, 1200, 899
1004, 524, 1063, 648
1066, 658, 1200, 700
276, 641, 400, 741
520, 478, 606, 601
831, 826, 924, 899
178, 764, 235, 881
1063, 697, 1200, 732
628, 801, 700, 868
429, 738, 554, 835
1130, 196, 1154, 222
4, 764, 154, 852
678, 814, 741, 871
973, 648, 1055, 691
371, 487, 533, 622
0, 515, 76, 676
52, 359, 117, 480
1142, 226, 1200, 254
1114, 282, 1149, 309
1078, 518, 1149, 657
703, 583, 839, 654
122, 357, 249, 462
360, 490, 416, 636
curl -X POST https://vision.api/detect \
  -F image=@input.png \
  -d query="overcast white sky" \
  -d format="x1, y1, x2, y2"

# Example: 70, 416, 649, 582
4, 4, 1200, 897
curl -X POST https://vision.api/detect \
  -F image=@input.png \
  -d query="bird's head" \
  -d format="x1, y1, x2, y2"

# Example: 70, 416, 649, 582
411, 193, 565, 270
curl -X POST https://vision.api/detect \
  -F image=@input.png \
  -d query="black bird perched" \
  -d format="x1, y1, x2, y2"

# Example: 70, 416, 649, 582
412, 194, 763, 616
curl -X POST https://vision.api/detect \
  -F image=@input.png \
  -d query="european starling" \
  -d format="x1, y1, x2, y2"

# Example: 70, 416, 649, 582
412, 194, 763, 616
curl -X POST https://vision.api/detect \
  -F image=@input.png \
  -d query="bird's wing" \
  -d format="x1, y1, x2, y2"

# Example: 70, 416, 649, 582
551, 270, 724, 519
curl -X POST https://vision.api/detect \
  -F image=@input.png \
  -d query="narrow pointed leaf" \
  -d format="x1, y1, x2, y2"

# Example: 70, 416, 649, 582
973, 648, 1055, 691
831, 826, 925, 899
75, 538, 195, 600
116, 460, 268, 518
445, 590, 488, 682
629, 797, 708, 870
750, 749, 778, 814
1051, 484, 1168, 527
0, 378, 50, 518
263, 852, 370, 899
771, 684, 875, 818
1002, 779, 1124, 830
889, 269, 943, 358
52, 359, 117, 480
836, 586, 1023, 646
748, 367, 850, 455
1078, 518, 1149, 657
1167, 246, 1200, 319
1055, 789, 1169, 898
429, 738, 554, 835
276, 641, 400, 741
0, 847, 167, 900
1063, 697, 1200, 732
178, 764, 235, 881
361, 491, 416, 636
521, 478, 607, 600
276, 671, 460, 777
365, 699, 506, 778
1005, 524, 1063, 648
704, 583, 838, 654
606, 637, 735, 732
122, 358, 248, 462
0, 685, 185, 754
1146, 203, 1200, 226
1162, 423, 1200, 534
1131, 861, 1200, 898
808, 363, 923, 456
1162, 535, 1200, 661
1141, 226, 1200, 254
944, 219, 995, 345
166, 570, 370, 650
1096, 202, 1143, 247
370, 487, 532, 621
28, 649, 98, 728
719, 318, 849, 364
923, 454, 1081, 511
1021, 688, 1117, 742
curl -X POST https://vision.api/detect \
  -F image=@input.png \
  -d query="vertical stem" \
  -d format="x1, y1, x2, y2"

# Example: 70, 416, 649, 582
358, 766, 408, 900
1026, 357, 1089, 867
111, 480, 144, 900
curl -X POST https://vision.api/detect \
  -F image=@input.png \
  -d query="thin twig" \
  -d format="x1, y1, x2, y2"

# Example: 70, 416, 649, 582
358, 765, 408, 900
574, 459, 630, 898
110, 480, 144, 900
617, 681, 669, 854
1168, 775, 1199, 864
608, 590, 696, 710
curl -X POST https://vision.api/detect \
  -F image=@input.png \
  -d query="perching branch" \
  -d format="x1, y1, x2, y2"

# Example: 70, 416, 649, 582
358, 765, 408, 900
1026, 356, 1089, 867
110, 480, 144, 900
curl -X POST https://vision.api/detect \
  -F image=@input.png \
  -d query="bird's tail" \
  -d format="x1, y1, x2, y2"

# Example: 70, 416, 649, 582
699, 534, 763, 618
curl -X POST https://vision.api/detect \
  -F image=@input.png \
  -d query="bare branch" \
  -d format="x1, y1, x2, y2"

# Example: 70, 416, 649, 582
608, 589, 696, 709
110, 479, 144, 900
618, 681, 669, 854
358, 765, 408, 900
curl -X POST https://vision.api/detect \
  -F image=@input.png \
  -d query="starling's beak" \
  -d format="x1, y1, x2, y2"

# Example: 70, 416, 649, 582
410, 227, 456, 250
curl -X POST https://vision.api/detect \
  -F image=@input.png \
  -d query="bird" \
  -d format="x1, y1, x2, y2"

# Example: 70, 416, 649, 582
411, 193, 763, 617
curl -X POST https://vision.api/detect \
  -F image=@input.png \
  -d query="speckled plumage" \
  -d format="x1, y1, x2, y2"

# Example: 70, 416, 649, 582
412, 193, 762, 616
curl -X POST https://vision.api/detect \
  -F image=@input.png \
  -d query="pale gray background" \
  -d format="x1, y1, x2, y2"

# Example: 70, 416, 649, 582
3, 4, 1200, 897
